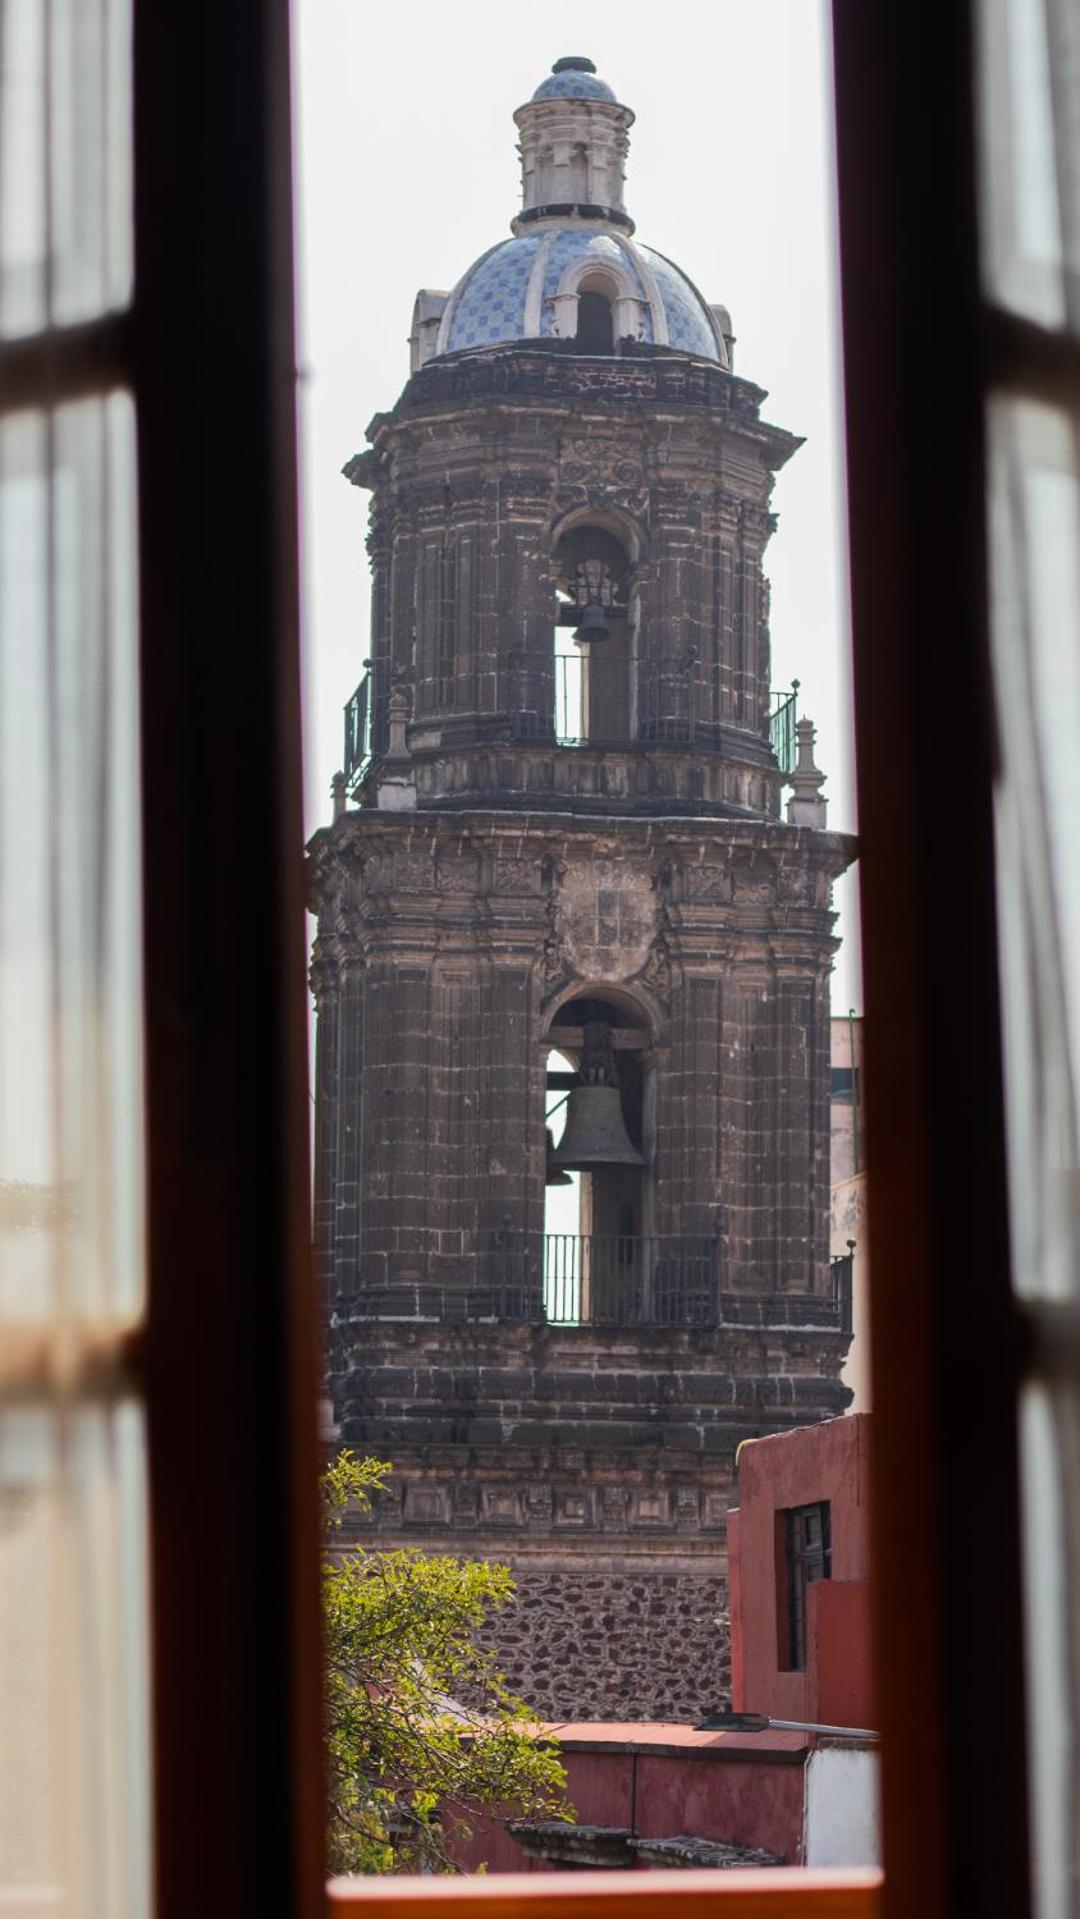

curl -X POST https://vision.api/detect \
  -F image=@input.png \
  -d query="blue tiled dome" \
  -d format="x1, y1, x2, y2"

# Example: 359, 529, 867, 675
637, 248, 720, 359
532, 71, 617, 103
436, 227, 723, 362
530, 55, 618, 104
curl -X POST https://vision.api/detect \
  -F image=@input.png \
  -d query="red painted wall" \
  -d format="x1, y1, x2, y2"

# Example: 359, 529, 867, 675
455, 1417, 875, 1874
452, 1728, 810, 1873
729, 1413, 873, 1729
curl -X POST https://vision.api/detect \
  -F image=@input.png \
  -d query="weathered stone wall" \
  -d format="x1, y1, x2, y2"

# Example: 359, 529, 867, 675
309, 811, 850, 1307
481, 1564, 731, 1722
331, 1319, 852, 1456
347, 346, 802, 784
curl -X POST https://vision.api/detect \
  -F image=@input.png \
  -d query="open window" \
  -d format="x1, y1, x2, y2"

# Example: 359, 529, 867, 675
543, 994, 651, 1324
552, 521, 633, 743
575, 287, 615, 354
7, 2, 1074, 1916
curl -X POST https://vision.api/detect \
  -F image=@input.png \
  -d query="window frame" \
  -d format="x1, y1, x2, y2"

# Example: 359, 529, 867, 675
0, 5, 325, 1915
829, 2, 1077, 1916
131, 10, 325, 1917
785, 1501, 833, 1674
3, 3, 1056, 1915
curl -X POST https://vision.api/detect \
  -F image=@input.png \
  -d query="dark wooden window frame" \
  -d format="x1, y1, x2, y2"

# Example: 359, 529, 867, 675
830, 3, 1080, 1916
2, 4, 1061, 1916
0, 8, 324, 1917
784, 1502, 832, 1674
132, 10, 324, 1917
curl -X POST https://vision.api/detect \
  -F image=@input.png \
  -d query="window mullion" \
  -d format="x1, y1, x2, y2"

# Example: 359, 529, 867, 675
0, 313, 136, 413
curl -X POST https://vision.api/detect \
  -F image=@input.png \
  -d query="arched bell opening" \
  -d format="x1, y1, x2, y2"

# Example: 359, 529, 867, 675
542, 994, 654, 1323
575, 288, 615, 355
552, 524, 632, 744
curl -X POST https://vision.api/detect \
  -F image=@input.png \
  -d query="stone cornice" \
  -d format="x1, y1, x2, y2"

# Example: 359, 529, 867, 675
347, 347, 801, 476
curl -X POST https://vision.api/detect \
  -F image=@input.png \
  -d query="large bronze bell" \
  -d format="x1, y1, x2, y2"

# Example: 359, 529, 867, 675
573, 600, 610, 646
548, 1084, 645, 1171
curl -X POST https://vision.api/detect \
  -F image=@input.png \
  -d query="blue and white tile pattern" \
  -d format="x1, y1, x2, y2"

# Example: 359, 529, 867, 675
531, 71, 618, 102
442, 234, 544, 352
439, 227, 721, 362
638, 248, 720, 358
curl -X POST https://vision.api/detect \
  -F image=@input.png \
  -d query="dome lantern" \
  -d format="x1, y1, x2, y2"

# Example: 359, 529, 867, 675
513, 55, 634, 234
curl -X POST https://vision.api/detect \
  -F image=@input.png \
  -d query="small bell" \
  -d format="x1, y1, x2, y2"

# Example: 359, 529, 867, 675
573, 600, 610, 646
545, 1126, 573, 1186
549, 1084, 645, 1171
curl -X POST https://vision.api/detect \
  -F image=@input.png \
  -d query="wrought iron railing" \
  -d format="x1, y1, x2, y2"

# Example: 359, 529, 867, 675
554, 650, 584, 744
336, 1233, 857, 1334
769, 680, 800, 775
343, 665, 372, 795
542, 1233, 719, 1326
831, 1244, 855, 1335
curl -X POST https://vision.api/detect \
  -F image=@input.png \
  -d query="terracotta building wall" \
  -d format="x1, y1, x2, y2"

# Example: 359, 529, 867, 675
728, 1412, 873, 1729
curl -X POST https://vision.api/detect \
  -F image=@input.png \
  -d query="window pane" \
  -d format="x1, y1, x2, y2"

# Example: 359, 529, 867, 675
977, 0, 1080, 330
0, 394, 143, 1325
0, 0, 133, 336
988, 398, 1080, 1302
0, 1403, 151, 1918
1018, 1381, 1080, 1919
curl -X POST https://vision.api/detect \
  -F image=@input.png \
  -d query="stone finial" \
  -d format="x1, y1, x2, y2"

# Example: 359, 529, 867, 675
386, 687, 410, 763
331, 771, 346, 821
786, 717, 828, 829
376, 686, 417, 812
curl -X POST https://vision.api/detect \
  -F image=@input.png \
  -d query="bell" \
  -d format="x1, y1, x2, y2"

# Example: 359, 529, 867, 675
545, 1126, 573, 1186
573, 600, 610, 646
548, 1085, 645, 1170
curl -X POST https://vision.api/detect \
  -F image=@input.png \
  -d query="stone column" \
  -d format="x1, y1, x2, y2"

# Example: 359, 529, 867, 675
311, 947, 340, 1319
332, 947, 365, 1305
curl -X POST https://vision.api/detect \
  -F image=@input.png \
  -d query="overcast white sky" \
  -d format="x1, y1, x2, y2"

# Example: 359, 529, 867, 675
294, 0, 861, 1009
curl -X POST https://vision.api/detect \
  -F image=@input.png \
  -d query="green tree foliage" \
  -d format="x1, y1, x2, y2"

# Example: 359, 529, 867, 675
323, 1452, 573, 1874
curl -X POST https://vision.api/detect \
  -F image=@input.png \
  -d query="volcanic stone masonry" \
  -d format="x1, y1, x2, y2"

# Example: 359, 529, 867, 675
308, 53, 855, 1719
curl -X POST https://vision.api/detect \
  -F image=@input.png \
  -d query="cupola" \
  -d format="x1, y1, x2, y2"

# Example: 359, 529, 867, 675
513, 55, 634, 232
408, 57, 734, 372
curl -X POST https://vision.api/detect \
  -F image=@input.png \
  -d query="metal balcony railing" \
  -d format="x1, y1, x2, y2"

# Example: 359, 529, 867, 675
542, 1233, 718, 1326
768, 680, 800, 775
337, 1233, 857, 1334
831, 1244, 855, 1335
554, 649, 584, 745
343, 665, 372, 794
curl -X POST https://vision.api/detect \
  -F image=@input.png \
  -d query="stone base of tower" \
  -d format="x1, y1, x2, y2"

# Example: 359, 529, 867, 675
483, 1546, 731, 1722
331, 1313, 850, 1720
336, 1461, 733, 1721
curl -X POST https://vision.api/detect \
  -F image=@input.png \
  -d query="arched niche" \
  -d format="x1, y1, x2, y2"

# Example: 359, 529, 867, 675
551, 522, 633, 743
576, 287, 614, 354
551, 255, 648, 349
541, 991, 656, 1323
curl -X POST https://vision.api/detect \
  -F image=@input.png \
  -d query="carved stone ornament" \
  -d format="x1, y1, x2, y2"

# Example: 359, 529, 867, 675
634, 934, 672, 1005
541, 928, 566, 988
601, 1486, 630, 1529
557, 437, 647, 515
525, 1483, 554, 1526
674, 1487, 701, 1532
452, 1481, 479, 1522
556, 858, 657, 981
686, 863, 734, 904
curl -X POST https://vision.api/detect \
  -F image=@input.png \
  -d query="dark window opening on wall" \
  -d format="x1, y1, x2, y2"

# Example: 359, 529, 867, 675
553, 522, 632, 743
576, 290, 615, 354
830, 1066, 861, 1103
785, 1501, 832, 1672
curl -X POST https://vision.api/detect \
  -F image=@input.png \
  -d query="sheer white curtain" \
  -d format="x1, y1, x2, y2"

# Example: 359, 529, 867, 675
980, 1, 1080, 1913
0, 3, 150, 1914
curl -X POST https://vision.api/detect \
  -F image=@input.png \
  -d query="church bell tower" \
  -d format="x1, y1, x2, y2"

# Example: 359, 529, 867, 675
309, 55, 855, 1720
